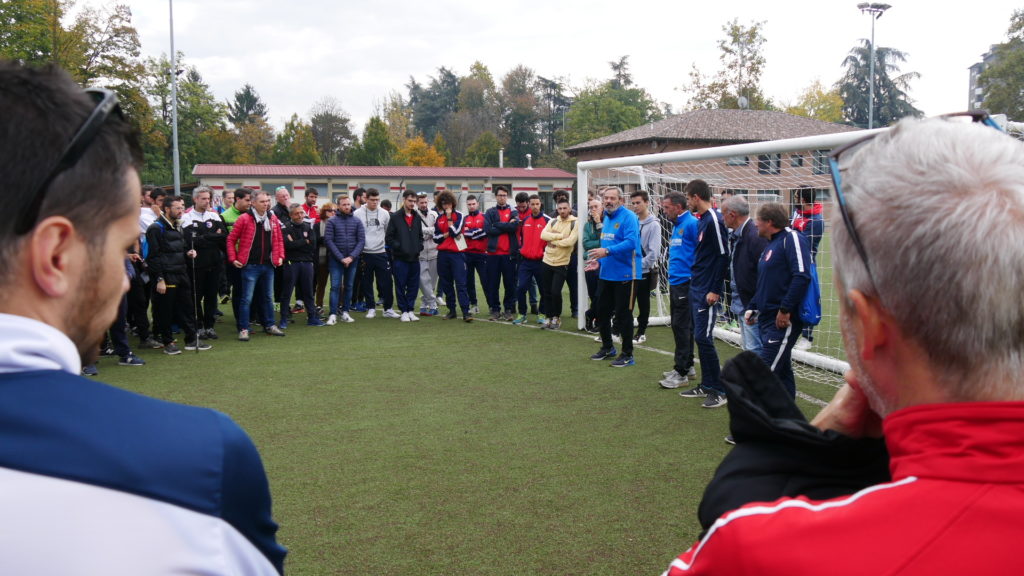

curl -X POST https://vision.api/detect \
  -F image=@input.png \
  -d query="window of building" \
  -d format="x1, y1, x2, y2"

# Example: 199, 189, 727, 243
790, 154, 804, 168
812, 150, 830, 175
757, 154, 781, 175
726, 155, 749, 166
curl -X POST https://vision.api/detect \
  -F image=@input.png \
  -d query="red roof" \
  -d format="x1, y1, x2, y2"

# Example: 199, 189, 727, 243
193, 165, 575, 179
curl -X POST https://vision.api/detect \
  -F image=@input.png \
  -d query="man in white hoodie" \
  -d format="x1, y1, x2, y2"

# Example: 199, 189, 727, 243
354, 188, 399, 319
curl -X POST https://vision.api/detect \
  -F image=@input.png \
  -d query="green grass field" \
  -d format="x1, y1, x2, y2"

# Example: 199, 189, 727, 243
97, 293, 830, 575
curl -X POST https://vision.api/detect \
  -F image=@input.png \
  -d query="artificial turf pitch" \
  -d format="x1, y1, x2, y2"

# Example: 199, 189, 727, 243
98, 310, 828, 575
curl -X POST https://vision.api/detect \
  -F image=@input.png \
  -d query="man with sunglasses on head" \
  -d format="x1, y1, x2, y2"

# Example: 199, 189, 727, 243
661, 114, 1024, 575
0, 62, 285, 574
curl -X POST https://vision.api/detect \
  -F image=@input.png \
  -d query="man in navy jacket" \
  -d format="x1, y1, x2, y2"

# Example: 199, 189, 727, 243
722, 195, 768, 354
0, 61, 285, 575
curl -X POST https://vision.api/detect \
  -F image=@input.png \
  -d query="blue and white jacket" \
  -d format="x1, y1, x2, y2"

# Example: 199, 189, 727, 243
690, 208, 729, 297
599, 206, 642, 282
749, 227, 812, 315
667, 211, 699, 286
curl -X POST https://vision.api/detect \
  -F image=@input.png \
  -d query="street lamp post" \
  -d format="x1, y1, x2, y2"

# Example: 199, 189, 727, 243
169, 0, 181, 196
858, 3, 891, 130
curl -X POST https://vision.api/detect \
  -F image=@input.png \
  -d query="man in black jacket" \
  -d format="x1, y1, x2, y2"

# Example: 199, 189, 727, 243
279, 204, 323, 327
145, 196, 211, 354
721, 195, 767, 354
385, 191, 424, 322
180, 186, 226, 340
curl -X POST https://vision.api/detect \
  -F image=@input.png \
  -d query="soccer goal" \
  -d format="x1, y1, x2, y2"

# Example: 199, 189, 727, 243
574, 128, 885, 388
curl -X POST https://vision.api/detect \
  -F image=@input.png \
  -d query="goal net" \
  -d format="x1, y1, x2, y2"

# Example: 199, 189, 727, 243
575, 129, 878, 389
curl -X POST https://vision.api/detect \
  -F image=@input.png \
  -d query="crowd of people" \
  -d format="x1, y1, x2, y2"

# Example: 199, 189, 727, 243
7, 59, 1024, 575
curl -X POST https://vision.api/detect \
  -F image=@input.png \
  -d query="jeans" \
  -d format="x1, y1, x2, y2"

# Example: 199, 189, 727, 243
238, 264, 275, 331
329, 258, 358, 315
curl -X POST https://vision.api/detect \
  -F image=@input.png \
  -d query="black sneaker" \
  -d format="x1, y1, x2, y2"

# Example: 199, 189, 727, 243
464, 313, 473, 323
590, 347, 617, 361
679, 385, 707, 398
184, 340, 212, 351
610, 354, 635, 367
81, 364, 98, 376
442, 310, 457, 320
203, 328, 219, 340
163, 343, 182, 355
702, 391, 728, 409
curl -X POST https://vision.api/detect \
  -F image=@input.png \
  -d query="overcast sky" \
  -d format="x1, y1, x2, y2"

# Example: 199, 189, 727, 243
108, 0, 1018, 132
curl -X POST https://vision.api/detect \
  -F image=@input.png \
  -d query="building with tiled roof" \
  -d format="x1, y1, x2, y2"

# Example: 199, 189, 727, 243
192, 164, 576, 210
564, 109, 859, 162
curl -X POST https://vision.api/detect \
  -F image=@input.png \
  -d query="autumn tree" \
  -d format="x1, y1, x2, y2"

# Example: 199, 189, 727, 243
978, 9, 1024, 119
784, 79, 844, 123
394, 136, 446, 167
682, 19, 772, 110
376, 91, 414, 149
461, 131, 502, 167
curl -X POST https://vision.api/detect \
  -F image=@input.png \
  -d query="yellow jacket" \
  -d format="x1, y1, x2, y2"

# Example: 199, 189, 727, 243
540, 214, 579, 266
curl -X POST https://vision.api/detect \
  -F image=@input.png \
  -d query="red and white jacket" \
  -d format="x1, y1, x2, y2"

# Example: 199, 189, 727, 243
517, 212, 550, 261
662, 401, 1024, 576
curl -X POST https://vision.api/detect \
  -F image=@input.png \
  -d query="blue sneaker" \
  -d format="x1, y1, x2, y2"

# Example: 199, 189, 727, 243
118, 354, 145, 366
82, 364, 98, 376
353, 302, 368, 312
610, 354, 635, 367
590, 347, 617, 360
428, 308, 439, 317
307, 318, 326, 327
419, 306, 428, 315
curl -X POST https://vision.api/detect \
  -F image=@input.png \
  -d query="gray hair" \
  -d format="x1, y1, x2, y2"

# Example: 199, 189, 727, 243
720, 194, 750, 216
836, 116, 1024, 399
193, 186, 213, 198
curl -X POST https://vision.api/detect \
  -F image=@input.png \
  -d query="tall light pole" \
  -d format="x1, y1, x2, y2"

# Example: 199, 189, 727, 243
169, 0, 181, 196
858, 3, 891, 129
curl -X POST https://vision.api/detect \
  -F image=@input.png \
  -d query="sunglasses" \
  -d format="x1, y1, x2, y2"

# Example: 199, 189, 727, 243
828, 110, 1003, 295
16, 88, 122, 235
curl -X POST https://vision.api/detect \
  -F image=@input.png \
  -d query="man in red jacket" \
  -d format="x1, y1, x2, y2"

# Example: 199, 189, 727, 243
227, 190, 286, 341
661, 114, 1024, 575
513, 194, 550, 325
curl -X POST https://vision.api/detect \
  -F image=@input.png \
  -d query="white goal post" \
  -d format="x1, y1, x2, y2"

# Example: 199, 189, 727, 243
574, 127, 887, 385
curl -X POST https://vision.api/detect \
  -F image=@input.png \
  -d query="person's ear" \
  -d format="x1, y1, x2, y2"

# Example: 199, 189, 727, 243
845, 289, 889, 362
28, 217, 81, 298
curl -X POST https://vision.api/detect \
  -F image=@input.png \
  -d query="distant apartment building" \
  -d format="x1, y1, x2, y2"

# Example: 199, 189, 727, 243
968, 45, 1000, 110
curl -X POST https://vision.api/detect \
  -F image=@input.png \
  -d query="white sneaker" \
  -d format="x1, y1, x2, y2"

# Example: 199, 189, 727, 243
634, 334, 647, 343
400, 312, 411, 322
436, 296, 446, 306
593, 334, 622, 343
341, 312, 354, 323
663, 369, 682, 378
794, 336, 812, 351
366, 308, 377, 319
326, 314, 337, 326
409, 312, 420, 322
469, 305, 479, 315
660, 373, 685, 389
383, 309, 402, 319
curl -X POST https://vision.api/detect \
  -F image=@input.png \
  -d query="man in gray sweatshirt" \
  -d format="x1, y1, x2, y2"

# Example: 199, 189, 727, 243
354, 188, 399, 319
630, 190, 662, 343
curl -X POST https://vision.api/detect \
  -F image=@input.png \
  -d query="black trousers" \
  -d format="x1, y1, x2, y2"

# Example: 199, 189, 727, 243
597, 279, 635, 355
190, 263, 221, 330
542, 262, 569, 318
127, 272, 151, 341
633, 272, 653, 335
670, 281, 694, 375
152, 279, 198, 345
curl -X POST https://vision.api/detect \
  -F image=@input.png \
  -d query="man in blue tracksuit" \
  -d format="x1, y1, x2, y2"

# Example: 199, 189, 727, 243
658, 191, 700, 389
679, 179, 730, 408
587, 187, 642, 367
748, 202, 811, 398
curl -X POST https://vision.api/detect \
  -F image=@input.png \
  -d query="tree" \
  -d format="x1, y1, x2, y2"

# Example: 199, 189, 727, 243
0, 0, 53, 64
563, 80, 661, 147
536, 75, 572, 154
978, 9, 1024, 119
445, 61, 501, 165
784, 79, 844, 123
376, 91, 414, 149
348, 116, 396, 166
460, 131, 502, 167
835, 40, 923, 128
274, 114, 321, 165
394, 136, 446, 167
228, 83, 268, 126
682, 19, 772, 110
609, 55, 633, 89
499, 65, 540, 168
233, 117, 276, 164
309, 96, 355, 165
